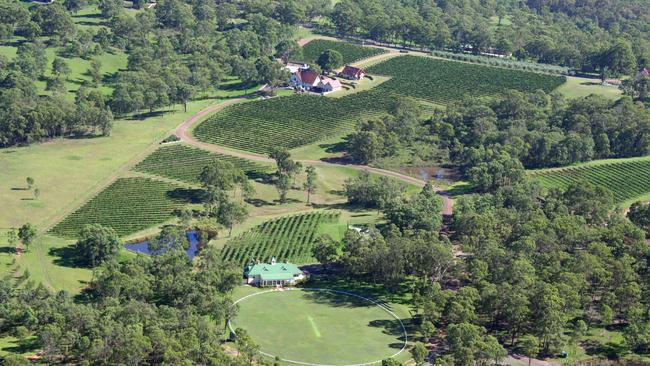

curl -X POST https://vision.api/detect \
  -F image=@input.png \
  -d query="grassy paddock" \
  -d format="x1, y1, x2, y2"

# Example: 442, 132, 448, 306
0, 98, 222, 231
556, 76, 622, 100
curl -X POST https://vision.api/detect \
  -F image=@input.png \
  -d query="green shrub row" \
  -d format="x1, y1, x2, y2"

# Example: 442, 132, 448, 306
530, 160, 650, 203
221, 211, 340, 265
367, 55, 566, 104
50, 178, 192, 238
133, 144, 270, 184
300, 39, 387, 64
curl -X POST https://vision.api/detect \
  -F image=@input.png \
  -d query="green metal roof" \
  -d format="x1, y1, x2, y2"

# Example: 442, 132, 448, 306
245, 262, 302, 280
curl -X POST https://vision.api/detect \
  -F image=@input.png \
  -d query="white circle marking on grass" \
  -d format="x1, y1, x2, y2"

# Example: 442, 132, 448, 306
229, 287, 408, 366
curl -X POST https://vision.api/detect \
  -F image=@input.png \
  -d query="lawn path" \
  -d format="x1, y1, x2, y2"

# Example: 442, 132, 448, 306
174, 99, 454, 216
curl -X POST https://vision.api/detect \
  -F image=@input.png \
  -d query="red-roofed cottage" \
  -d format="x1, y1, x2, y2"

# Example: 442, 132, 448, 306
290, 69, 321, 90
340, 65, 366, 80
318, 77, 342, 92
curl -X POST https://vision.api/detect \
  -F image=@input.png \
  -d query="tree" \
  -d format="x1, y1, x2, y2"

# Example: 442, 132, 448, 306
52, 58, 71, 79
254, 56, 289, 87
381, 358, 401, 366
467, 152, 525, 193
275, 39, 302, 64
234, 328, 259, 363
33, 188, 40, 200
17, 223, 37, 250
26, 177, 34, 189
483, 336, 507, 366
595, 40, 637, 81
628, 201, 650, 235
149, 225, 188, 255
7, 228, 18, 247
420, 320, 436, 340
620, 72, 649, 101
218, 201, 248, 237
317, 49, 343, 74
563, 181, 614, 224
275, 173, 291, 203
312, 235, 338, 267
64, 0, 84, 13
519, 335, 540, 366
411, 342, 428, 366
89, 59, 102, 86
303, 166, 317, 204
75, 224, 121, 266
384, 182, 443, 231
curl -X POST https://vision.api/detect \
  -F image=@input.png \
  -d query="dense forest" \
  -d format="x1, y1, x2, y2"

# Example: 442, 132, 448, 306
323, 0, 648, 74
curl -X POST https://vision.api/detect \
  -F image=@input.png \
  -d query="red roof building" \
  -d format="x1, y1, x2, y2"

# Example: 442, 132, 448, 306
290, 69, 321, 89
340, 65, 366, 80
642, 68, 650, 77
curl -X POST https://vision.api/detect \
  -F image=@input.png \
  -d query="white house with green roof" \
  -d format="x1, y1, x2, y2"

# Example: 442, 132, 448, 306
244, 257, 306, 287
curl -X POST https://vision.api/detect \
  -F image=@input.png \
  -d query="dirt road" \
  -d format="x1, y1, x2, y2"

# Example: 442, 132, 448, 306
174, 100, 454, 216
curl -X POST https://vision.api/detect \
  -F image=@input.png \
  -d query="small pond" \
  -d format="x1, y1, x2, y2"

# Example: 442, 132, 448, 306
124, 231, 200, 260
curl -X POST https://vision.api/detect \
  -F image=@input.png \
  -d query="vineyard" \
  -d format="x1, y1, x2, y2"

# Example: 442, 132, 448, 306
193, 92, 395, 153
367, 55, 566, 104
301, 39, 387, 64
50, 178, 193, 238
529, 159, 650, 203
221, 211, 341, 265
134, 144, 271, 184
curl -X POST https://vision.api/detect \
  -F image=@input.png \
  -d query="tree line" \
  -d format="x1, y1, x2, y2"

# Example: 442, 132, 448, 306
321, 0, 648, 77
346, 91, 650, 191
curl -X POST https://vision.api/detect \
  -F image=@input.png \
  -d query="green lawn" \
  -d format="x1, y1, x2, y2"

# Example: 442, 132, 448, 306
556, 76, 622, 100
0, 99, 223, 232
231, 287, 407, 365
0, 40, 128, 100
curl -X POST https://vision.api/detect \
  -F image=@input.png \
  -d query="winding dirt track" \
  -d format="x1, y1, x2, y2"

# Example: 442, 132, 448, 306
174, 99, 454, 216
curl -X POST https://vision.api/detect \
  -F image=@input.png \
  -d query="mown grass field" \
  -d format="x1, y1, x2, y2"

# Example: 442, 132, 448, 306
300, 39, 387, 64
231, 288, 406, 365
49, 177, 193, 238
222, 211, 343, 265
556, 76, 622, 100
133, 144, 271, 184
529, 156, 650, 206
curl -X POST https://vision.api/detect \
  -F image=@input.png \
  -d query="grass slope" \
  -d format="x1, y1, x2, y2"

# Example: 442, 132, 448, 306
49, 177, 193, 238
221, 211, 342, 265
0, 98, 224, 231
367, 55, 566, 104
133, 144, 271, 184
529, 157, 650, 205
231, 289, 404, 365
300, 39, 387, 64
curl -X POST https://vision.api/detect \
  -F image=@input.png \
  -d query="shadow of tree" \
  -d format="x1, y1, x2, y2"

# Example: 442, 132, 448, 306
0, 246, 16, 254
49, 245, 89, 268
167, 188, 205, 204
0, 336, 40, 355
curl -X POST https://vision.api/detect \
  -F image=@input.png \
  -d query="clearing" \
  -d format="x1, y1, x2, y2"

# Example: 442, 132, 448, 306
231, 287, 407, 366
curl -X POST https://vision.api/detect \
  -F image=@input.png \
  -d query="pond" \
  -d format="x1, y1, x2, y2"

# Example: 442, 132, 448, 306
124, 231, 200, 260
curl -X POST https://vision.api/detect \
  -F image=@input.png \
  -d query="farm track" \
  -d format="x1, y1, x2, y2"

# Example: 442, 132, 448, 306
174, 99, 454, 217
